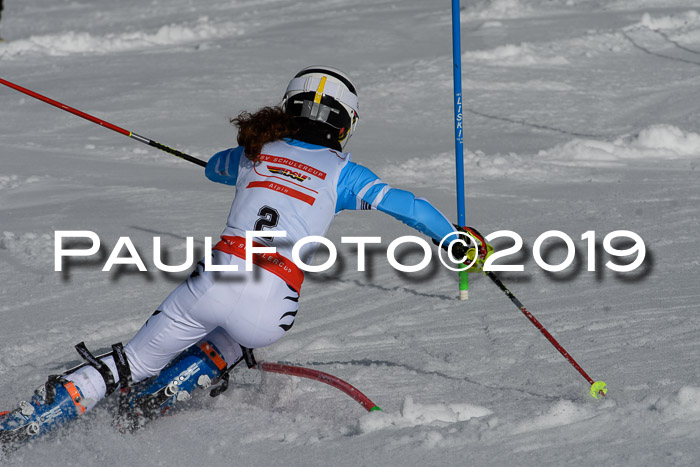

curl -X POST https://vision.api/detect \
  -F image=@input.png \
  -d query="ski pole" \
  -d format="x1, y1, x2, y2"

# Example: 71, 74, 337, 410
0, 77, 207, 167
485, 269, 607, 399
462, 226, 606, 398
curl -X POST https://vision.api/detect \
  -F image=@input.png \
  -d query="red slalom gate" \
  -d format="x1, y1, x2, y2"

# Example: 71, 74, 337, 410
258, 362, 381, 412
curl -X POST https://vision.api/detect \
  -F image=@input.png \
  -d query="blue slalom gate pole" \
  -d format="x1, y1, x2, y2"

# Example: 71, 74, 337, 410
451, 0, 469, 300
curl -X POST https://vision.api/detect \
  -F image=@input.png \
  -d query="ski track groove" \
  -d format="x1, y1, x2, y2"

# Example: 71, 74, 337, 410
651, 28, 700, 55
622, 30, 700, 66
464, 107, 605, 139
279, 358, 559, 402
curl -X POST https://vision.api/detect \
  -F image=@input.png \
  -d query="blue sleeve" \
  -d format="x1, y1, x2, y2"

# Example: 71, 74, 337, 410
205, 147, 243, 186
336, 162, 456, 241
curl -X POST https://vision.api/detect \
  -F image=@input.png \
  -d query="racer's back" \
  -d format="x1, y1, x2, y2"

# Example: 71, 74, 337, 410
221, 139, 350, 262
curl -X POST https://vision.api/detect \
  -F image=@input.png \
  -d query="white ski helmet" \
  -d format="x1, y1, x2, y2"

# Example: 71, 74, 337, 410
281, 66, 359, 149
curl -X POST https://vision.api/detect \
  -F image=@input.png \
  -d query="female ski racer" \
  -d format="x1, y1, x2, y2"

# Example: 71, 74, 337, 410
0, 66, 490, 444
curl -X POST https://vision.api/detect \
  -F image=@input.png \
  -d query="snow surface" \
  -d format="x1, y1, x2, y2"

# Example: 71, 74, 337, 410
1, 0, 700, 465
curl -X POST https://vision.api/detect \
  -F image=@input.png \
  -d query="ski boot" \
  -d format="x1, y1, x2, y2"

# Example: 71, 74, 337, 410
0, 376, 87, 454
116, 340, 229, 432
1, 341, 131, 454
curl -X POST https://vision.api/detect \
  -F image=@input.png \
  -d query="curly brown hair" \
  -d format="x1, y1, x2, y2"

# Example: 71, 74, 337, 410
231, 106, 298, 162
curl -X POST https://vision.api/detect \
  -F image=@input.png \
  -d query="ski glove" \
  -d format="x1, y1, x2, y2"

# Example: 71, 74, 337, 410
435, 225, 494, 273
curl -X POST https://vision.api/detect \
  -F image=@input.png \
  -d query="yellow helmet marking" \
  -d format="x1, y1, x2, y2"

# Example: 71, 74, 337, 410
313, 76, 327, 104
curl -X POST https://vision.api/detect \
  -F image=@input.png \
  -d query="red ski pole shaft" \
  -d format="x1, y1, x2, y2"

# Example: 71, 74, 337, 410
484, 270, 597, 387
0, 77, 207, 167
